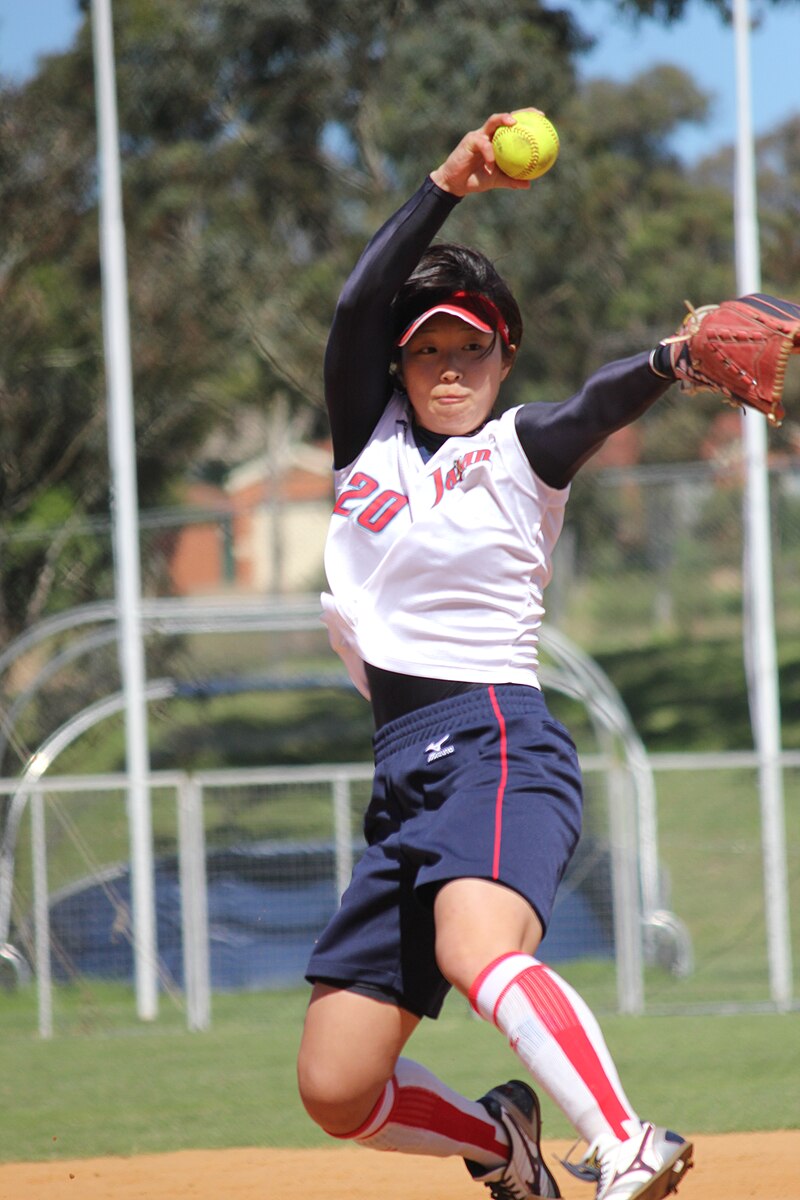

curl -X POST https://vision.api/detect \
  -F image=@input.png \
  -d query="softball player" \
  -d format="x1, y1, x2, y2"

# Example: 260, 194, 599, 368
297, 112, 693, 1200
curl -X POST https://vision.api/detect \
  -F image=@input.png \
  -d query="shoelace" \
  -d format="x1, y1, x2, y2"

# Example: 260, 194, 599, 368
483, 1179, 528, 1200
559, 1139, 603, 1186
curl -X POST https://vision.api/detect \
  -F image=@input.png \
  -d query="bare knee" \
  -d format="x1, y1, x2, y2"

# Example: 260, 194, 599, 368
297, 1044, 389, 1135
297, 984, 417, 1136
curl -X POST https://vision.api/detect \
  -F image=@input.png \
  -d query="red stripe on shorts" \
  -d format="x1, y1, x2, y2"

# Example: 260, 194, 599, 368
488, 686, 508, 880
519, 965, 632, 1139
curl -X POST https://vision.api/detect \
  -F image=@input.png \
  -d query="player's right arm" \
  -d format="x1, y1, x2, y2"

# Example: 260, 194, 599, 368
325, 113, 532, 469
324, 179, 461, 469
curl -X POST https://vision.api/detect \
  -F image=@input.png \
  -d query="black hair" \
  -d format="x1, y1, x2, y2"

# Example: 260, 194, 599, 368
391, 242, 523, 356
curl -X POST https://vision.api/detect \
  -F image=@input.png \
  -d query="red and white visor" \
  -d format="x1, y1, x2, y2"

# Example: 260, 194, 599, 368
396, 292, 511, 348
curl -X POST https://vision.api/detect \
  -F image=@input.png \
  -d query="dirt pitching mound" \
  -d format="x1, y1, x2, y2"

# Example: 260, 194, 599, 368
0, 1131, 796, 1200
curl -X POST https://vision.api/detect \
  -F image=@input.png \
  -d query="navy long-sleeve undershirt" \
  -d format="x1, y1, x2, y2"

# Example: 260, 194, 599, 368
324, 175, 672, 488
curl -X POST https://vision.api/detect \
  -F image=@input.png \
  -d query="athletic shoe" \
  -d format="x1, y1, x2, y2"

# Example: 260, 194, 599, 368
560, 1123, 693, 1200
465, 1079, 561, 1200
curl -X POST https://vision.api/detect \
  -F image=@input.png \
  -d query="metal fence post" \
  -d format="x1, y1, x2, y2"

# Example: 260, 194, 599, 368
30, 788, 53, 1038
606, 755, 644, 1016
332, 774, 353, 900
177, 774, 211, 1031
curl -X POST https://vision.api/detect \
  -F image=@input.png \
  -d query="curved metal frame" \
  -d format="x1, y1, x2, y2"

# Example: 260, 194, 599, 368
0, 597, 682, 1014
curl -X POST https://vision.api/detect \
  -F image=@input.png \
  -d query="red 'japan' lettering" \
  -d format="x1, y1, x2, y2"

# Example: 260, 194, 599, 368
431, 448, 492, 506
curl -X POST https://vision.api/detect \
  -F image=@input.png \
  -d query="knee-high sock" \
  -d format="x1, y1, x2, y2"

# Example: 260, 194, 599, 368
470, 952, 641, 1145
326, 1057, 509, 1166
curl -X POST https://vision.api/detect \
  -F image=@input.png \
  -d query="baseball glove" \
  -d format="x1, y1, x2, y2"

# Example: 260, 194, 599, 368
661, 293, 800, 427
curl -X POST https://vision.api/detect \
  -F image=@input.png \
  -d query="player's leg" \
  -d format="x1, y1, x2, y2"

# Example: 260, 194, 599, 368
299, 745, 534, 1176
297, 982, 518, 1171
297, 983, 417, 1134
435, 877, 640, 1144
434, 877, 693, 1200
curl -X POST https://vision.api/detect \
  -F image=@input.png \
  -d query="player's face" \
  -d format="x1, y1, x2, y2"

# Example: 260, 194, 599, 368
399, 314, 514, 436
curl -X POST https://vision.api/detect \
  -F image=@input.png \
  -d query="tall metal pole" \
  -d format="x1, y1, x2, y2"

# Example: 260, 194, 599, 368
732, 0, 792, 1011
91, 0, 158, 1019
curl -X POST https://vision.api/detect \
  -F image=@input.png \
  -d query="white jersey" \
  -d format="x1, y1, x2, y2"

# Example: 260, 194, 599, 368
321, 393, 569, 699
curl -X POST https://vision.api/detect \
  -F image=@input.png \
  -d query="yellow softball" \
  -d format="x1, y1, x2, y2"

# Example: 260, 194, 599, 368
492, 110, 560, 181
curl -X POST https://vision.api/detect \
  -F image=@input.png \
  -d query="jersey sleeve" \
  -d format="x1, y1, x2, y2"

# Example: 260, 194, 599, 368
324, 177, 461, 469
514, 352, 672, 489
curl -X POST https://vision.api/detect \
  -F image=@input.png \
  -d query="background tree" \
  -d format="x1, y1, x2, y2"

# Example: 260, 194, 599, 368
2, 0, 800, 766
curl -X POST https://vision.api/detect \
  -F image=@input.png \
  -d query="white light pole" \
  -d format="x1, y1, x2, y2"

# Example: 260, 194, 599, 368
732, 0, 792, 1011
91, 0, 158, 1020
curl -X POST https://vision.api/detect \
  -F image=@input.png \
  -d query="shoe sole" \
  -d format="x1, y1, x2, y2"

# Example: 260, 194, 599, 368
623, 1139, 694, 1200
484, 1083, 562, 1199
503, 1088, 562, 1199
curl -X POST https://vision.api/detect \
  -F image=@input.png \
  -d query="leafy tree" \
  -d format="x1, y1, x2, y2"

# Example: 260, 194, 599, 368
3, 0, 800, 765
614, 0, 792, 20
0, 0, 586, 652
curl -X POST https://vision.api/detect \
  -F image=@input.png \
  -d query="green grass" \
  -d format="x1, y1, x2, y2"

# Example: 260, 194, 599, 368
1, 983, 797, 1163
49, 686, 374, 778
589, 631, 800, 752
643, 766, 800, 1010
5, 615, 800, 1164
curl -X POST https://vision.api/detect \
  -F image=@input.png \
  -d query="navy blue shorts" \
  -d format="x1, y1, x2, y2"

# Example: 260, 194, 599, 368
306, 684, 582, 1019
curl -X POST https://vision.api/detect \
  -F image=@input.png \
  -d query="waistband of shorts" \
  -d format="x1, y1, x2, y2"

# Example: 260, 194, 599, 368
372, 682, 544, 762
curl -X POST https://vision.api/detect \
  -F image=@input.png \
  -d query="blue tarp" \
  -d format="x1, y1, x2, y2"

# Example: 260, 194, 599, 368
43, 839, 614, 991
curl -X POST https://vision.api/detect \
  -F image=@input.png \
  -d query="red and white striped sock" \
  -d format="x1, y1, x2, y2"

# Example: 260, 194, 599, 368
470, 953, 642, 1145
326, 1057, 509, 1167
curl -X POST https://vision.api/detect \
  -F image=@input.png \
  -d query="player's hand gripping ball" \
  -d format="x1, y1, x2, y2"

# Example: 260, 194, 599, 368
492, 110, 560, 181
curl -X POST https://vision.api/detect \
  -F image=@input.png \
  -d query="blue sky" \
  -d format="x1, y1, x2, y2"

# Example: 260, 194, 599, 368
570, 0, 799, 161
1, 0, 798, 162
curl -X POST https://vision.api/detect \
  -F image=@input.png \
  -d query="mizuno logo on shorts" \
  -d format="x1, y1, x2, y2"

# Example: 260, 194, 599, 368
426, 734, 454, 763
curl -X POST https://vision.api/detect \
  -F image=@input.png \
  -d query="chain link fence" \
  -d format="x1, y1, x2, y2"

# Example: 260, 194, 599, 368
1, 752, 798, 1038
2, 458, 799, 1033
